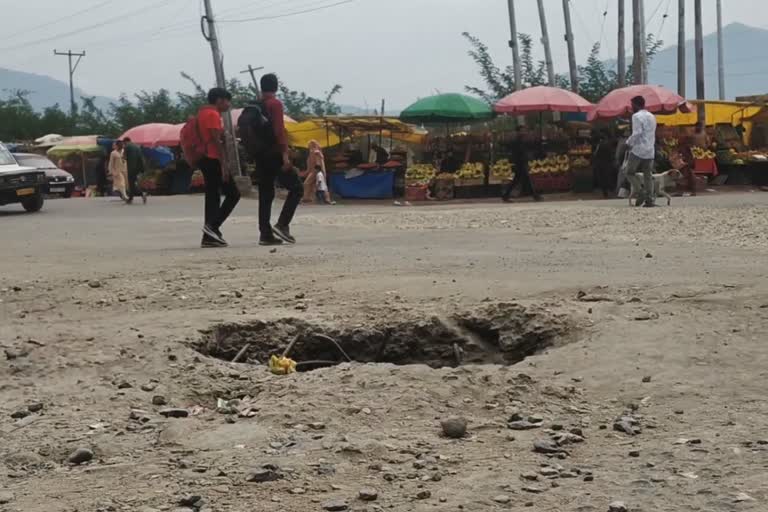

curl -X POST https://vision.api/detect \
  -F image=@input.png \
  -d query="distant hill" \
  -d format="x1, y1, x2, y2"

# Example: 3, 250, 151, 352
0, 67, 113, 111
648, 23, 768, 100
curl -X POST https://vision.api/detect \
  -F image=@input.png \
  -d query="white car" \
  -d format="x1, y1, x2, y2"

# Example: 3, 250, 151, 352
14, 153, 75, 198
0, 143, 47, 212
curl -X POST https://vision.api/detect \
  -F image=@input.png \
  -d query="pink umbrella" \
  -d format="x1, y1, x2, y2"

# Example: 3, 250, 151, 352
588, 85, 691, 121
495, 86, 593, 114
120, 123, 183, 147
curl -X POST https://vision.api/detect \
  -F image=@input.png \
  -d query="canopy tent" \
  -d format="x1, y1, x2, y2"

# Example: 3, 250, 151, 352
589, 85, 691, 121
656, 101, 765, 146
400, 93, 494, 124
494, 86, 593, 114
120, 123, 182, 147
304, 116, 426, 147
286, 120, 341, 148
46, 144, 103, 159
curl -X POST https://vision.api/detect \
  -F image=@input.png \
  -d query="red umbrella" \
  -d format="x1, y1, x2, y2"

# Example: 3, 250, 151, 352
494, 86, 593, 114
120, 123, 183, 147
588, 85, 691, 121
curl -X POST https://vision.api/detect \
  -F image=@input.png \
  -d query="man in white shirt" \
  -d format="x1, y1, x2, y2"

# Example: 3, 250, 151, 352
626, 95, 658, 207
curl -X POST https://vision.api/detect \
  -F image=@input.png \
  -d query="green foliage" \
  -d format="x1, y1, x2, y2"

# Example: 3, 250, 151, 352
0, 73, 343, 141
463, 32, 664, 103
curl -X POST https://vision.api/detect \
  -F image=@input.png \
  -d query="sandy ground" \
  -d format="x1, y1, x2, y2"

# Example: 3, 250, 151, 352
1, 193, 767, 512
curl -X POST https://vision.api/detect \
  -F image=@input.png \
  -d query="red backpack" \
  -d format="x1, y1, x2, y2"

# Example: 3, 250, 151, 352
180, 113, 206, 166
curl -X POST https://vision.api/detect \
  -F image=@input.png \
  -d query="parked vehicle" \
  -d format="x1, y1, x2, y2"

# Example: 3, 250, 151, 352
14, 153, 75, 198
0, 143, 46, 212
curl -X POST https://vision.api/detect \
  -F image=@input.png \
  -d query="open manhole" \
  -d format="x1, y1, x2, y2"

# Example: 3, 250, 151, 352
195, 303, 575, 371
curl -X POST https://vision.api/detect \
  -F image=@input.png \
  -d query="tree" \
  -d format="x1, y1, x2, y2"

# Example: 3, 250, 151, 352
463, 32, 664, 103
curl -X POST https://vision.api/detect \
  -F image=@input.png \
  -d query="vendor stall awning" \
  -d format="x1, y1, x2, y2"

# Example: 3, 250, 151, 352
656, 101, 763, 127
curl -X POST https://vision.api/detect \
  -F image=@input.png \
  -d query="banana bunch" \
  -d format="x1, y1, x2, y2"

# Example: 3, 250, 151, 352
663, 137, 679, 147
569, 144, 592, 156
457, 162, 485, 179
406, 164, 436, 182
571, 156, 590, 168
491, 159, 514, 179
269, 355, 297, 375
692, 146, 716, 159
530, 155, 570, 175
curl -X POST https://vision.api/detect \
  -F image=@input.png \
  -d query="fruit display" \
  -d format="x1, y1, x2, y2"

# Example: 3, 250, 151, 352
568, 144, 592, 156
434, 172, 456, 181
662, 137, 679, 148
456, 162, 485, 180
406, 164, 436, 183
491, 159, 514, 180
722, 148, 768, 165
692, 146, 716, 160
570, 156, 590, 168
530, 155, 570, 175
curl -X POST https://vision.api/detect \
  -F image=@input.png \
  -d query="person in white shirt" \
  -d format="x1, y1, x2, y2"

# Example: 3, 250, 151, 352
626, 95, 658, 207
314, 165, 335, 205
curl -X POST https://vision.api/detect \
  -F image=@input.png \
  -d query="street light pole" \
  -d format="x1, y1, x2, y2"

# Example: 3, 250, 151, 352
54, 49, 86, 116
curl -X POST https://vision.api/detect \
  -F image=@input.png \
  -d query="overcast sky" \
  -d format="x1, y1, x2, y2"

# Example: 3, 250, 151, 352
3, 0, 767, 109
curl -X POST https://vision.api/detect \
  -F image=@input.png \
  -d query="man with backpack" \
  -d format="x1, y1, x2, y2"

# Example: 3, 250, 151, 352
239, 73, 303, 246
185, 87, 240, 248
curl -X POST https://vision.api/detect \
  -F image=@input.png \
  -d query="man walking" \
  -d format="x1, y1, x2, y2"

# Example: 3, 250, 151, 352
626, 95, 658, 207
502, 126, 541, 202
255, 73, 303, 246
123, 137, 147, 204
197, 87, 241, 248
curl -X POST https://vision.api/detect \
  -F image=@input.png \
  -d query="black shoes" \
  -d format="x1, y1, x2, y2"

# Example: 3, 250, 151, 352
203, 224, 227, 245
201, 235, 227, 248
259, 237, 284, 246
272, 224, 296, 244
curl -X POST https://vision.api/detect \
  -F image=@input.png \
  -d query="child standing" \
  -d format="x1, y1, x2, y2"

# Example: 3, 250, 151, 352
314, 166, 335, 205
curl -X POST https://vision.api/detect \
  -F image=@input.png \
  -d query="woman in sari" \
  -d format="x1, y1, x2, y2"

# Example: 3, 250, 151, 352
303, 140, 326, 203
108, 140, 128, 201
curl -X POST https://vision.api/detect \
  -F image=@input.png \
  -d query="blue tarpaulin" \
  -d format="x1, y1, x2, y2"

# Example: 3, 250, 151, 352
329, 170, 394, 199
142, 146, 174, 168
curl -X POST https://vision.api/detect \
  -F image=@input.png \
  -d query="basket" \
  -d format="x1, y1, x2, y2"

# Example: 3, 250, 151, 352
405, 185, 428, 202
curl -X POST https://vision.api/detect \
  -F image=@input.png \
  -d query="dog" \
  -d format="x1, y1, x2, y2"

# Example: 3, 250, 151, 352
628, 169, 683, 206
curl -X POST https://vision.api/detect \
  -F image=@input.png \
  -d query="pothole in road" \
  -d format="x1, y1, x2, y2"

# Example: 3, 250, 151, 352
195, 302, 576, 371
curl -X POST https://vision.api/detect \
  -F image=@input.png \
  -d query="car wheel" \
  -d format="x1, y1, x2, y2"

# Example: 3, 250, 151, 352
21, 194, 44, 213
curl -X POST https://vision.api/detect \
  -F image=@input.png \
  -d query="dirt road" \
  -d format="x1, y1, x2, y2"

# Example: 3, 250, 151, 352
1, 194, 767, 512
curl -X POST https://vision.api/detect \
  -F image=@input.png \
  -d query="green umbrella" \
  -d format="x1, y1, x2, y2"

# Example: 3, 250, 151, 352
399, 93, 494, 124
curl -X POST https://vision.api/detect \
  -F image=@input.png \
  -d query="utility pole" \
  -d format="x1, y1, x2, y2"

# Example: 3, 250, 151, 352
506, 0, 522, 91
53, 50, 85, 116
694, 0, 706, 132
201, 0, 242, 179
632, 0, 642, 84
562, 0, 578, 92
677, 0, 686, 96
240, 65, 265, 99
716, 0, 725, 100
618, 0, 626, 87
536, 0, 556, 86
639, 0, 648, 84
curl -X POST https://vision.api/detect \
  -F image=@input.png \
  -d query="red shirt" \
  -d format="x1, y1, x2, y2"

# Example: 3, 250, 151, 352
197, 105, 224, 160
262, 92, 288, 152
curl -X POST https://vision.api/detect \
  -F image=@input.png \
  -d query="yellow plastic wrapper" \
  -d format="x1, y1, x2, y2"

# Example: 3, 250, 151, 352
269, 355, 297, 375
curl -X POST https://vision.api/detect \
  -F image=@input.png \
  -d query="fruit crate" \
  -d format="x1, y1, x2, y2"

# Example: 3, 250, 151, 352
405, 185, 428, 202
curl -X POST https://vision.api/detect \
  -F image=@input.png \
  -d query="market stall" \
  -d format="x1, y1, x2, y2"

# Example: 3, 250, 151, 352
310, 117, 424, 199
400, 93, 494, 199
656, 101, 767, 184
46, 136, 110, 194
494, 86, 594, 194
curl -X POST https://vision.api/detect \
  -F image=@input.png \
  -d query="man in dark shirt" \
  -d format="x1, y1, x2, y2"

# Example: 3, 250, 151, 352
122, 137, 147, 204
370, 142, 390, 165
256, 73, 303, 246
502, 127, 541, 202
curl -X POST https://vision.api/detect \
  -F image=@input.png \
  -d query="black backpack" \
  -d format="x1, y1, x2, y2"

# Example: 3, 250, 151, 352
238, 102, 276, 158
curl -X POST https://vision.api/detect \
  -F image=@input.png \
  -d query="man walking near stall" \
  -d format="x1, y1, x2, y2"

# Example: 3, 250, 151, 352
625, 95, 658, 207
252, 73, 303, 246
185, 87, 241, 248
123, 137, 147, 204
502, 126, 541, 203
